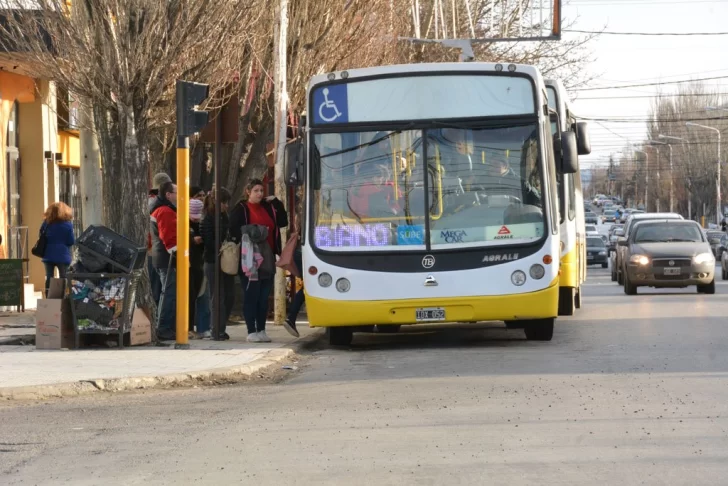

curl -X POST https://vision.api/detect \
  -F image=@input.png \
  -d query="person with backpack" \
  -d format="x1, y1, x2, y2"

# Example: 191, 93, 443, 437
228, 179, 288, 343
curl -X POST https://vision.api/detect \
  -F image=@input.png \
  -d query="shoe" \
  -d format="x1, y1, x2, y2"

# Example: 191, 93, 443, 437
247, 332, 262, 343
283, 319, 300, 338
188, 331, 201, 340
257, 330, 272, 343
221, 332, 230, 341
199, 330, 212, 339
157, 331, 175, 341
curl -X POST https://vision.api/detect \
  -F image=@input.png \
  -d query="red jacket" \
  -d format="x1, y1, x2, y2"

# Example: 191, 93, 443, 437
153, 205, 177, 251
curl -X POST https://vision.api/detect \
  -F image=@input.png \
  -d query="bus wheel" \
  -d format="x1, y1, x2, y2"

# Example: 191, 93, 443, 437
574, 288, 582, 309
524, 319, 554, 341
557, 287, 575, 316
376, 325, 401, 333
327, 327, 353, 346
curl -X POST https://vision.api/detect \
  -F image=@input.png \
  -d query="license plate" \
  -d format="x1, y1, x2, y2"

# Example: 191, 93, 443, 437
663, 267, 681, 276
415, 307, 446, 322
587, 255, 594, 260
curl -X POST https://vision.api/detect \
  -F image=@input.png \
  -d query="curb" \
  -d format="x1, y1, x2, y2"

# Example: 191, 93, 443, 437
0, 330, 322, 402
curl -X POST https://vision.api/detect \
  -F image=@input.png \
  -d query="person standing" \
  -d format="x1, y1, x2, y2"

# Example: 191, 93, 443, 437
150, 181, 178, 341
39, 202, 75, 297
201, 187, 234, 340
189, 193, 211, 339
228, 179, 288, 343
147, 173, 172, 305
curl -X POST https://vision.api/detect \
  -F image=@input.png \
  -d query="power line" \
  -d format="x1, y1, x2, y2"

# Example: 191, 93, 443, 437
565, 29, 728, 36
575, 75, 728, 91
576, 93, 728, 100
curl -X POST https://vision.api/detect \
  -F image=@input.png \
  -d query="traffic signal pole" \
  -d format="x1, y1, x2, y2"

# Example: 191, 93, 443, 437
175, 80, 209, 349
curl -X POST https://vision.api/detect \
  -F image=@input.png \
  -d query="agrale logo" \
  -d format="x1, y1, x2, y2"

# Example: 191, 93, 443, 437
482, 253, 520, 263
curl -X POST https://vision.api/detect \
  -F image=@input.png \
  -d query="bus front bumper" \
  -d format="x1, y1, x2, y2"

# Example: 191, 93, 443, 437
305, 278, 559, 327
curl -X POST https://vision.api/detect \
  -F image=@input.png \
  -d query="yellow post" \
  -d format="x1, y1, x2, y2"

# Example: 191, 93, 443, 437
701, 215, 705, 228
175, 145, 190, 348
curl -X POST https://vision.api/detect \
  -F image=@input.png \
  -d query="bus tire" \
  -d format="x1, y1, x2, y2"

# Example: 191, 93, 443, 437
376, 325, 401, 333
524, 319, 554, 341
327, 327, 353, 346
557, 287, 575, 316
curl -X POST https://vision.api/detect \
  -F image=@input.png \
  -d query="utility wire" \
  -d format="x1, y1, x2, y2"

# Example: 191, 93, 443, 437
575, 75, 728, 91
565, 30, 728, 36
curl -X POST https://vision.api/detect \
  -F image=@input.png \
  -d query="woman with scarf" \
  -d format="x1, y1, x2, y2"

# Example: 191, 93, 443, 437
228, 179, 288, 343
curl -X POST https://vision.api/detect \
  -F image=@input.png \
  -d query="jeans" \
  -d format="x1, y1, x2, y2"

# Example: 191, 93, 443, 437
188, 267, 211, 334
239, 274, 273, 334
156, 267, 177, 336
287, 288, 305, 325
194, 282, 211, 334
147, 256, 162, 305
204, 263, 235, 336
43, 262, 68, 297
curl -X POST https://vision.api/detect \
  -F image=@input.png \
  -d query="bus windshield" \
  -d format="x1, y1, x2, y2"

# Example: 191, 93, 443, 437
311, 123, 546, 252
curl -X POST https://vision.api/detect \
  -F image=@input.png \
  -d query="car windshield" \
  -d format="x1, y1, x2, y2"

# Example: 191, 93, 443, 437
587, 237, 605, 247
586, 212, 596, 217
604, 210, 615, 215
586, 225, 597, 232
706, 231, 723, 240
633, 224, 704, 243
311, 124, 547, 251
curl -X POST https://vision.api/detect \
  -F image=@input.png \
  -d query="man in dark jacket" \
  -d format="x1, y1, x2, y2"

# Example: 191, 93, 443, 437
150, 181, 178, 340
147, 173, 172, 305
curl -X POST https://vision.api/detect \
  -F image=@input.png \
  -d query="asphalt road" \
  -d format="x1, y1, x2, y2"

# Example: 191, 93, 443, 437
2, 265, 728, 485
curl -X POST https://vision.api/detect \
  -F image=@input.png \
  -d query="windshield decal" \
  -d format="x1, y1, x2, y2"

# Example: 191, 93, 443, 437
313, 85, 348, 124
485, 223, 543, 241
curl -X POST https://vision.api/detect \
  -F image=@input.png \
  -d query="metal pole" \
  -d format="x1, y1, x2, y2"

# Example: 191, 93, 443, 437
668, 144, 674, 213
175, 136, 190, 349
717, 131, 722, 226
213, 111, 222, 340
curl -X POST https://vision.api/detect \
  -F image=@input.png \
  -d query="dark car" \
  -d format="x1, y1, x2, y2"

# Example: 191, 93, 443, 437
586, 237, 609, 268
705, 230, 724, 257
618, 219, 715, 295
585, 212, 598, 224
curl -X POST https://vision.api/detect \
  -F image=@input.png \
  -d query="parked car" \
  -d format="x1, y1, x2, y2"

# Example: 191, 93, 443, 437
705, 230, 724, 257
618, 219, 716, 295
585, 212, 598, 225
614, 212, 684, 285
587, 236, 609, 268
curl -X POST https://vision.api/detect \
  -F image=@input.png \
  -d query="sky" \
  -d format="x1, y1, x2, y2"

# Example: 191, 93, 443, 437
561, 0, 728, 171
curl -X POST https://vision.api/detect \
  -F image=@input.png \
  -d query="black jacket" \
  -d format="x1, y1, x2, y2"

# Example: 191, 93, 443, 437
190, 219, 204, 270
200, 211, 230, 264
228, 198, 288, 255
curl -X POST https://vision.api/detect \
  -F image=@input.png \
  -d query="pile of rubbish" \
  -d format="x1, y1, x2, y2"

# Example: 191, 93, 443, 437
69, 277, 129, 331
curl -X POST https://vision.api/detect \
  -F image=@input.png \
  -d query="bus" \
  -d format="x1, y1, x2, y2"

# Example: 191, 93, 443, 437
285, 62, 579, 346
544, 79, 591, 316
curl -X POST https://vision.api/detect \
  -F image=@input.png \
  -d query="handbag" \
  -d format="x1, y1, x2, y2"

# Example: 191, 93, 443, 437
31, 223, 48, 258
276, 233, 300, 277
219, 239, 240, 275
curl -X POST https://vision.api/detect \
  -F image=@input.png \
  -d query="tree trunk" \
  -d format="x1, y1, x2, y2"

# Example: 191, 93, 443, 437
79, 101, 103, 227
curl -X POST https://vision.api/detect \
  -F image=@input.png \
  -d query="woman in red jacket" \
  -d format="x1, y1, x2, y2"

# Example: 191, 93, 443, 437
228, 179, 288, 343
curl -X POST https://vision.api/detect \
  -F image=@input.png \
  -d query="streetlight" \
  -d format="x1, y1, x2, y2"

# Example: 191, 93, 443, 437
632, 144, 648, 211
659, 134, 687, 217
686, 121, 721, 225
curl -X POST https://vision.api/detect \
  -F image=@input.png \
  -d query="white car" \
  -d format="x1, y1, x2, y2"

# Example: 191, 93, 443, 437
585, 224, 599, 237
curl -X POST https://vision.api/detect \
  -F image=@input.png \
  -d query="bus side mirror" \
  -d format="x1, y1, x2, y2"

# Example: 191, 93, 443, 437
575, 122, 591, 155
285, 140, 304, 187
559, 131, 578, 174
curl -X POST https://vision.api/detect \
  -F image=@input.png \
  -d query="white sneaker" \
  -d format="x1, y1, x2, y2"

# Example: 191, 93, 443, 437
199, 331, 212, 339
257, 330, 272, 342
247, 332, 262, 343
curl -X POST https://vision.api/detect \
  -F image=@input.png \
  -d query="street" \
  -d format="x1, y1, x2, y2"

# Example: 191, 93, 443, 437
2, 266, 727, 485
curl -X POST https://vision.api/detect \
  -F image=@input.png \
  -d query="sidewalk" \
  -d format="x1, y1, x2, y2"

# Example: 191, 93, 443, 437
0, 311, 36, 345
0, 319, 321, 401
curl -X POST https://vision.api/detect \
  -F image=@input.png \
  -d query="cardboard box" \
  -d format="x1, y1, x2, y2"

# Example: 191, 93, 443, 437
36, 299, 74, 350
129, 308, 152, 346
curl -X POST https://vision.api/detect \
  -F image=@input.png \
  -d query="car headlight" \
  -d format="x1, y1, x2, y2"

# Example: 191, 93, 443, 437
693, 252, 715, 265
629, 254, 650, 266
599, 251, 607, 255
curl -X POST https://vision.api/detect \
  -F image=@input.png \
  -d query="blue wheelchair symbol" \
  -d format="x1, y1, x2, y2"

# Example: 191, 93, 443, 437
313, 85, 348, 124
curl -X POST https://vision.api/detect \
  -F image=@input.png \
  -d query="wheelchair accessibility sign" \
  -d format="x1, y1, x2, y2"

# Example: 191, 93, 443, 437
312, 84, 348, 124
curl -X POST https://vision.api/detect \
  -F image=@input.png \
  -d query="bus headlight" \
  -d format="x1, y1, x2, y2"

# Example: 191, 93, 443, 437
529, 264, 545, 280
511, 270, 527, 286
318, 273, 333, 287
335, 278, 351, 293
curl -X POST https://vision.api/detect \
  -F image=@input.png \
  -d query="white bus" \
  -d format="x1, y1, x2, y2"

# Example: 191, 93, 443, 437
286, 62, 579, 346
544, 79, 591, 316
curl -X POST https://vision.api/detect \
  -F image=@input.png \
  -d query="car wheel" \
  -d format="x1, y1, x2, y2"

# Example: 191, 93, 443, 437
524, 318, 554, 341
624, 274, 637, 295
617, 267, 624, 285
722, 268, 728, 281
575, 288, 582, 309
697, 280, 716, 295
558, 287, 575, 316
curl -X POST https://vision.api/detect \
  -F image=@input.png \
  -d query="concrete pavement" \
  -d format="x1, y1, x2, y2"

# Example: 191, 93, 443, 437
1, 266, 728, 484
0, 322, 321, 400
